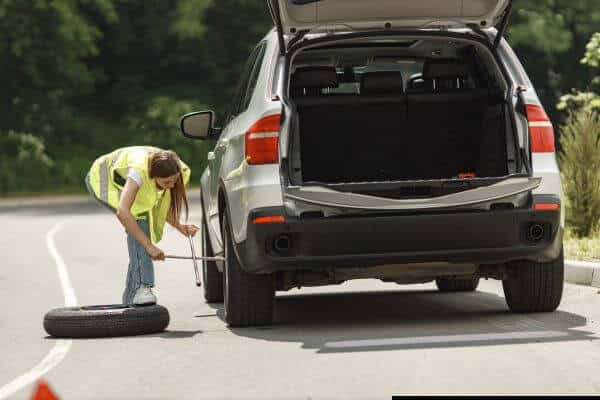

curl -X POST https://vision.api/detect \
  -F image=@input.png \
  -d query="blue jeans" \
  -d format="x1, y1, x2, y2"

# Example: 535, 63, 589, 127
123, 218, 155, 305
85, 172, 154, 304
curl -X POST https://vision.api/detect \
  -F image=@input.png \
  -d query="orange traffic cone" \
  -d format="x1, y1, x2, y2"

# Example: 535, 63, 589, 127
31, 380, 60, 400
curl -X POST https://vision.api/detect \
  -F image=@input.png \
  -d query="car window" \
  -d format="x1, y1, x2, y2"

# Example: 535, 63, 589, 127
240, 42, 267, 112
225, 45, 262, 123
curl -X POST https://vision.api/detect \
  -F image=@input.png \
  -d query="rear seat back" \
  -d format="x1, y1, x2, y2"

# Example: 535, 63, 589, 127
292, 68, 408, 182
407, 59, 507, 178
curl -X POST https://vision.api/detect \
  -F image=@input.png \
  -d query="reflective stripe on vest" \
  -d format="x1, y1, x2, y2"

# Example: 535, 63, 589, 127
99, 158, 109, 203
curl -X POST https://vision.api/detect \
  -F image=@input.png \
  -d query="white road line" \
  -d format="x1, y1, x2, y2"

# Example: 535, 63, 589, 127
324, 331, 569, 349
0, 222, 78, 399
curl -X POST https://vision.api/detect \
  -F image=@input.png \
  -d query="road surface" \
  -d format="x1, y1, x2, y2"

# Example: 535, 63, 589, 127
2, 196, 600, 399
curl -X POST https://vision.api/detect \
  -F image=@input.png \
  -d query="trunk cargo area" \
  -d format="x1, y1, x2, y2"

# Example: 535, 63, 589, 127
296, 89, 508, 184
287, 38, 515, 190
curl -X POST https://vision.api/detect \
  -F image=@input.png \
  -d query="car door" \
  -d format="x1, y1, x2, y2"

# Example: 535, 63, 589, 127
206, 44, 266, 234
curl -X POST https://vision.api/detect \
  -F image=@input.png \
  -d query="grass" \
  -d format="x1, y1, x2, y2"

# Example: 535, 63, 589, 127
564, 227, 600, 263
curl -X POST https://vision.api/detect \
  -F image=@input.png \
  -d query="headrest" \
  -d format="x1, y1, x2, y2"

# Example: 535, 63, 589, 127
423, 59, 468, 80
291, 67, 338, 89
360, 71, 404, 94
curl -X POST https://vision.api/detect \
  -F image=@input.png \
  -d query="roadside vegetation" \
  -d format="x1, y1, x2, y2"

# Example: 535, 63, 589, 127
558, 32, 600, 261
1, 0, 598, 196
1, 1, 599, 262
564, 228, 600, 262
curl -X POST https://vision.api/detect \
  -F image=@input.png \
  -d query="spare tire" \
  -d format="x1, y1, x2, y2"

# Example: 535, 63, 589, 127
44, 304, 169, 338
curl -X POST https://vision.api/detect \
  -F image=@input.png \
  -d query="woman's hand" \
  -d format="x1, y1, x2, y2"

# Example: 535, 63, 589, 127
178, 224, 200, 237
146, 244, 165, 261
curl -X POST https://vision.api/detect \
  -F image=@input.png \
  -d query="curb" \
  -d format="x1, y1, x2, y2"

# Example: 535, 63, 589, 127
0, 194, 93, 213
565, 259, 600, 288
0, 190, 201, 213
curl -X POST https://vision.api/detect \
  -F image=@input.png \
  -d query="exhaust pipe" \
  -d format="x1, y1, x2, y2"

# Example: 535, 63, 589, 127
527, 223, 545, 242
273, 235, 292, 254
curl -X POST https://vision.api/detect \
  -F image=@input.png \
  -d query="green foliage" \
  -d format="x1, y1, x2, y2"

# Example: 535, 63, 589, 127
0, 0, 116, 137
1, 0, 598, 197
171, 0, 213, 39
558, 91, 600, 112
510, 9, 572, 54
201, 0, 272, 113
508, 0, 600, 121
0, 131, 53, 193
557, 33, 600, 113
559, 109, 600, 237
129, 96, 213, 182
582, 32, 600, 69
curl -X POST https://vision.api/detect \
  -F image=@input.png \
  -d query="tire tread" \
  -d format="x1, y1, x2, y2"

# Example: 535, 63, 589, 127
502, 249, 564, 313
44, 305, 169, 338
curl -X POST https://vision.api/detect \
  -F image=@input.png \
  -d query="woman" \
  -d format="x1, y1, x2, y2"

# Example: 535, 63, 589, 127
86, 146, 198, 305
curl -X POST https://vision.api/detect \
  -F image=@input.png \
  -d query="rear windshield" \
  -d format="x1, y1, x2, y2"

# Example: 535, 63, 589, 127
291, 41, 505, 97
323, 61, 425, 95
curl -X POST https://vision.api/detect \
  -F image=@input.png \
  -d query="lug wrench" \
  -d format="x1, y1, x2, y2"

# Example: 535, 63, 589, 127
165, 235, 225, 287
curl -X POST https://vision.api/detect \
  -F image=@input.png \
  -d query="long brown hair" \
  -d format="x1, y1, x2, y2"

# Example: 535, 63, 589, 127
148, 150, 188, 224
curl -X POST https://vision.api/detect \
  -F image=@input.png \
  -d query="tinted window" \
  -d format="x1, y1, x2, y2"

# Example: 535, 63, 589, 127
225, 45, 261, 123
240, 42, 267, 112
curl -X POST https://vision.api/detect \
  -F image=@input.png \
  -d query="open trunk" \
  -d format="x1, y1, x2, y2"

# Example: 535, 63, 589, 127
287, 34, 522, 201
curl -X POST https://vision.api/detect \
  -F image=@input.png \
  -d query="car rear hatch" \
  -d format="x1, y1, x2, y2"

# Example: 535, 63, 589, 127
270, 0, 532, 213
268, 0, 512, 51
285, 177, 541, 211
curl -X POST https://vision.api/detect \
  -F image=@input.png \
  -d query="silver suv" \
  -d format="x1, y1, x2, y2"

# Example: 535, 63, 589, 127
181, 0, 564, 327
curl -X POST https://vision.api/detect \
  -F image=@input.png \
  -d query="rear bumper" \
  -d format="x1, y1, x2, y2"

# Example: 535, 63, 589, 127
233, 206, 563, 274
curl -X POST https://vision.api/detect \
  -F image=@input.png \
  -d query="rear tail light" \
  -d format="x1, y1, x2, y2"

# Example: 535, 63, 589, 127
534, 203, 561, 211
253, 215, 285, 225
526, 104, 555, 153
245, 114, 281, 165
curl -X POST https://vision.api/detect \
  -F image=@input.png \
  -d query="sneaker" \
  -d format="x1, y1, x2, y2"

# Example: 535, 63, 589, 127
133, 286, 157, 306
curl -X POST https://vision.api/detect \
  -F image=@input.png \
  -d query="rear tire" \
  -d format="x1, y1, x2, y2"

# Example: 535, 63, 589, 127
436, 276, 480, 292
222, 214, 274, 327
201, 200, 224, 303
502, 248, 564, 313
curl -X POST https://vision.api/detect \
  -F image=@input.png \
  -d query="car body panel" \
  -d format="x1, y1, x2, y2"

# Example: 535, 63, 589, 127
268, 0, 511, 35
284, 177, 541, 211
201, 31, 283, 253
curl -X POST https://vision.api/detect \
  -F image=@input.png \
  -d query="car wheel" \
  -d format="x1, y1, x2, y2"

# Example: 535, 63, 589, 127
435, 276, 480, 292
201, 203, 224, 303
44, 304, 169, 338
222, 213, 274, 327
502, 248, 564, 313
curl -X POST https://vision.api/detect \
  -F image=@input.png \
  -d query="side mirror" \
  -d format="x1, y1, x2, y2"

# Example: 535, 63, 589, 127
180, 111, 221, 140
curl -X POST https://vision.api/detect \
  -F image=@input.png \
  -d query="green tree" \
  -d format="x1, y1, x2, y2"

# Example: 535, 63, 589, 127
128, 96, 212, 182
508, 0, 600, 121
200, 0, 272, 115
558, 32, 600, 111
0, 0, 116, 142
0, 131, 53, 193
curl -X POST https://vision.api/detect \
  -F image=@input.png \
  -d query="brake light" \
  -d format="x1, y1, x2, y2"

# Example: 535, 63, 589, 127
245, 114, 281, 165
526, 104, 555, 153
534, 203, 560, 211
253, 215, 285, 225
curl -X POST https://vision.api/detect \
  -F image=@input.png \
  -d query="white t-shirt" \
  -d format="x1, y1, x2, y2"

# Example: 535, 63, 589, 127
126, 167, 143, 187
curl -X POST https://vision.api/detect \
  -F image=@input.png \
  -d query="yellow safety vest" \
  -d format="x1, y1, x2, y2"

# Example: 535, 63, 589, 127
87, 146, 191, 243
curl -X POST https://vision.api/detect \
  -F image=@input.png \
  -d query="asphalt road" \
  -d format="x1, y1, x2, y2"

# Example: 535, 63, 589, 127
2, 195, 600, 399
